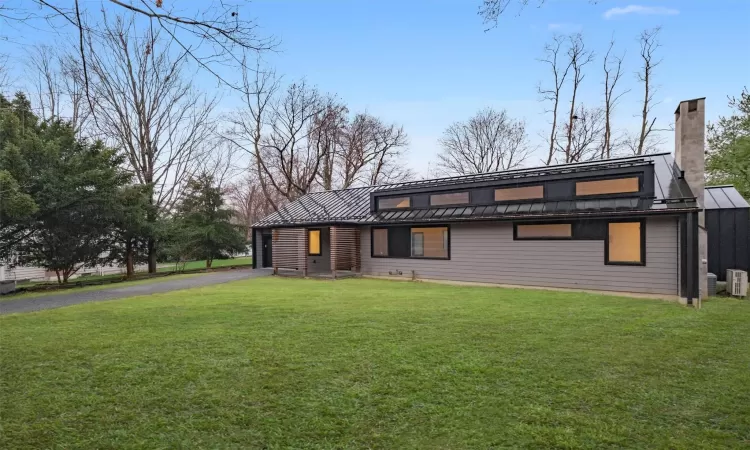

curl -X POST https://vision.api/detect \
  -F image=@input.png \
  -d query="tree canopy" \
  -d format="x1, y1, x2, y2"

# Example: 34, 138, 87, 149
707, 88, 750, 199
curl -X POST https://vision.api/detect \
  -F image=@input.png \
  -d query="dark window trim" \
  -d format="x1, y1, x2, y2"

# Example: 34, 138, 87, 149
370, 225, 451, 260
377, 195, 412, 211
429, 191, 471, 207
604, 219, 646, 266
308, 228, 322, 256
513, 222, 574, 240
575, 175, 643, 199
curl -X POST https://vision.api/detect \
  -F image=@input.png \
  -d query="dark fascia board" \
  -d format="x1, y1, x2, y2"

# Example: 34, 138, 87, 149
371, 164, 653, 200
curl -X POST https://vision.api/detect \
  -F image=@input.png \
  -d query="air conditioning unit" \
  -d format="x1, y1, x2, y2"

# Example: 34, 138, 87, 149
726, 270, 748, 297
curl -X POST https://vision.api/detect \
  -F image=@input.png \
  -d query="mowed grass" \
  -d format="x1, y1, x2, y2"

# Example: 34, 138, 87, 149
1, 278, 750, 449
158, 256, 253, 272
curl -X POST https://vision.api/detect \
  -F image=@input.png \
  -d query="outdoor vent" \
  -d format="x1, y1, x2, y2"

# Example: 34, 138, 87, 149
726, 270, 748, 298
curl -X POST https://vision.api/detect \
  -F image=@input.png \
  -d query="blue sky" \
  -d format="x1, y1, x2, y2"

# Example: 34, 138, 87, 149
2, 0, 749, 176
246, 0, 749, 174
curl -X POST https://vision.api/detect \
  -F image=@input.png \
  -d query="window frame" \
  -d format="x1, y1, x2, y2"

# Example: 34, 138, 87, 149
370, 225, 451, 260
575, 175, 642, 198
513, 222, 574, 240
429, 191, 471, 207
377, 196, 412, 211
308, 228, 322, 256
604, 219, 646, 266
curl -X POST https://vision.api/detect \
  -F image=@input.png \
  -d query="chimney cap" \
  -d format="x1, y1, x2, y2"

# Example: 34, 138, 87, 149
675, 97, 706, 114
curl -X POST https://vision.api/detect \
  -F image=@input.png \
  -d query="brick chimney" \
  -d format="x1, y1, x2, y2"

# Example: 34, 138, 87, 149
675, 98, 707, 300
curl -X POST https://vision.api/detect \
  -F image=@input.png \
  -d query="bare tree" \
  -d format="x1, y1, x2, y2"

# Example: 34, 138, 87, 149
555, 105, 605, 163
312, 102, 348, 190
86, 14, 217, 272
435, 108, 531, 175
25, 46, 92, 134
635, 27, 662, 155
339, 113, 410, 187
258, 81, 328, 201
0, 54, 10, 93
562, 34, 594, 162
602, 37, 629, 159
538, 35, 573, 165
227, 176, 280, 240
2, 1, 275, 96
26, 45, 60, 121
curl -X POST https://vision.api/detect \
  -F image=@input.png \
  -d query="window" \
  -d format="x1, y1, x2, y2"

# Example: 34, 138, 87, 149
515, 223, 572, 239
372, 228, 388, 257
372, 226, 449, 259
576, 177, 639, 196
411, 227, 449, 258
606, 221, 644, 265
378, 196, 410, 209
495, 185, 544, 202
308, 229, 321, 256
430, 192, 469, 206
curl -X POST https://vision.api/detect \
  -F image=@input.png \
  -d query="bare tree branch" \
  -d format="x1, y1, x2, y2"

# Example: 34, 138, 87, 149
562, 33, 594, 162
537, 34, 573, 165
635, 26, 662, 155
602, 36, 629, 159
435, 107, 531, 175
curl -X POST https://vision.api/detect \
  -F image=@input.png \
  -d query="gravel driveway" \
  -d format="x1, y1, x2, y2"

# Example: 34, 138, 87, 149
0, 269, 270, 315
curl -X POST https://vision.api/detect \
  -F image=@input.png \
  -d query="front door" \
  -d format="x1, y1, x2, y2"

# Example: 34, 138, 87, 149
262, 235, 272, 268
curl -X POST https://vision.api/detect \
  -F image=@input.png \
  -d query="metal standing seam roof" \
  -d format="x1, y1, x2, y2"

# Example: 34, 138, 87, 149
252, 153, 700, 227
705, 185, 750, 209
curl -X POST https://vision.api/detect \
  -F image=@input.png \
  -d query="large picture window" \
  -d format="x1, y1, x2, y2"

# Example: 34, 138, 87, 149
495, 185, 544, 202
576, 177, 639, 196
430, 192, 469, 206
378, 196, 410, 210
371, 226, 450, 259
411, 227, 449, 258
606, 221, 645, 265
308, 229, 321, 256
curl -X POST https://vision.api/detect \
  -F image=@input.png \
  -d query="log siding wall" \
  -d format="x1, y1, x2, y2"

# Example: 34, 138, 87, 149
361, 217, 679, 296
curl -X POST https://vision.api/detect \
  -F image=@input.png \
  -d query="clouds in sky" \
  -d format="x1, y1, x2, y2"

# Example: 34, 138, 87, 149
603, 5, 679, 19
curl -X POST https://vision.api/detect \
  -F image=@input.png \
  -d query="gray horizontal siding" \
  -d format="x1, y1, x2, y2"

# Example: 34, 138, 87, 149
361, 217, 678, 296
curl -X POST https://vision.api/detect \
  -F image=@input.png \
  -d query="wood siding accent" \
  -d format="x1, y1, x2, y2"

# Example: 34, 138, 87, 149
361, 217, 678, 295
330, 226, 360, 271
272, 228, 306, 272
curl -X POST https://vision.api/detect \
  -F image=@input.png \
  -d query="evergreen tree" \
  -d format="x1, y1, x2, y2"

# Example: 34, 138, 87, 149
171, 174, 246, 268
0, 93, 132, 282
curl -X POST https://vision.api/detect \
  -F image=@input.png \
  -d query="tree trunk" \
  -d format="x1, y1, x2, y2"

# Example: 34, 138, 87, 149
206, 258, 213, 269
147, 237, 157, 273
55, 269, 62, 285
125, 238, 135, 278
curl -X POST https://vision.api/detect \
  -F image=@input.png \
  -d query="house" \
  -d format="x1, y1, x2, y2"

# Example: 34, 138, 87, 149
252, 98, 711, 304
705, 185, 750, 281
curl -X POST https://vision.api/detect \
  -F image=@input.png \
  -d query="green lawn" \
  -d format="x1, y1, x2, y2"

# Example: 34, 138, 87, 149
1, 278, 749, 449
158, 256, 253, 272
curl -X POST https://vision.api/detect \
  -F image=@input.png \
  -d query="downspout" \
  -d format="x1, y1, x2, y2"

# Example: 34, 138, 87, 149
251, 227, 257, 269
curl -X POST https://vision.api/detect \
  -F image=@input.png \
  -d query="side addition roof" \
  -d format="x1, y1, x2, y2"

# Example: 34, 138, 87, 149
705, 185, 750, 209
